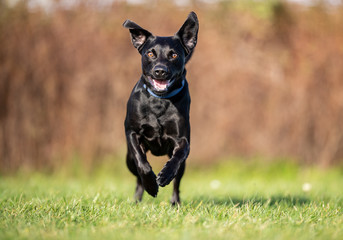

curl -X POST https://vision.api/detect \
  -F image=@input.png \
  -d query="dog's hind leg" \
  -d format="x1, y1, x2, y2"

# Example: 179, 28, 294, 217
135, 178, 144, 202
126, 152, 144, 202
171, 161, 186, 206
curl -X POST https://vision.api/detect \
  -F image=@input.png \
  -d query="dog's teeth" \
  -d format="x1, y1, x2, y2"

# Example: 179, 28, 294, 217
153, 79, 169, 91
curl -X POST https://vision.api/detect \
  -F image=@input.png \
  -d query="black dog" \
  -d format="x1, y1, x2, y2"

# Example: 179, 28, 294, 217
123, 12, 199, 205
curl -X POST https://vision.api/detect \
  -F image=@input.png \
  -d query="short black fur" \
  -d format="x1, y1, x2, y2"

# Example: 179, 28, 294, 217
123, 12, 199, 205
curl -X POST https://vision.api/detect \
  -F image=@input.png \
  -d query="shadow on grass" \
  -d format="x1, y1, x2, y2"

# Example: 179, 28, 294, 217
189, 195, 312, 207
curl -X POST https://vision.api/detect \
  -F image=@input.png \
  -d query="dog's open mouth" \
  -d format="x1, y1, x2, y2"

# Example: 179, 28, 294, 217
148, 77, 172, 92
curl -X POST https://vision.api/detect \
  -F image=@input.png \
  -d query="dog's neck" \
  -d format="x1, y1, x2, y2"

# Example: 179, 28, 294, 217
143, 79, 185, 99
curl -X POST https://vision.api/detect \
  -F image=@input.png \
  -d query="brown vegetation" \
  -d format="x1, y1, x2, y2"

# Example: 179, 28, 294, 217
1, 1, 343, 171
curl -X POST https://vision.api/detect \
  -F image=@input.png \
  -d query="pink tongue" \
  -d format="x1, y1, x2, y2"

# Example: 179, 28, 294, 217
153, 79, 168, 90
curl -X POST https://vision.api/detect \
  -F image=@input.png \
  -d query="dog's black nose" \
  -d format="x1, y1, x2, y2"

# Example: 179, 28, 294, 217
153, 66, 168, 79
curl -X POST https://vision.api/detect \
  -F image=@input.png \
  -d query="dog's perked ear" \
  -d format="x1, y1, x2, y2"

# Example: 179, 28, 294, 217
123, 20, 153, 52
175, 11, 199, 62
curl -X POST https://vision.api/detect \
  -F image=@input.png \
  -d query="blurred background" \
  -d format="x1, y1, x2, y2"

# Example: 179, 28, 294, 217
1, 0, 343, 173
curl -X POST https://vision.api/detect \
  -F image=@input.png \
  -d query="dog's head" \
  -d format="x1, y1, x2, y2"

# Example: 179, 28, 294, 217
123, 12, 199, 95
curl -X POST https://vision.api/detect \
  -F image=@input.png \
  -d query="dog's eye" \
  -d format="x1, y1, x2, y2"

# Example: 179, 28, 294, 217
147, 52, 154, 58
171, 53, 178, 59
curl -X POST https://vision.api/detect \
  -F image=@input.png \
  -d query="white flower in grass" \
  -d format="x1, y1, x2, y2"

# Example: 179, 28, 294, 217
302, 183, 312, 192
210, 180, 221, 189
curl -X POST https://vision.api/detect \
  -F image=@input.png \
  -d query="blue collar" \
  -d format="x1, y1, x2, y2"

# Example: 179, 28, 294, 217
143, 79, 185, 99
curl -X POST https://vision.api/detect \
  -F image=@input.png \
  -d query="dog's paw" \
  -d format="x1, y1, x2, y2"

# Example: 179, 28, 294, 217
156, 168, 175, 187
141, 171, 159, 197
170, 194, 181, 206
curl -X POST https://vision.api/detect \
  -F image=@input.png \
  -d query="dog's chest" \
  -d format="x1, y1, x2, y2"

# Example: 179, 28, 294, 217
140, 98, 177, 141
148, 98, 170, 117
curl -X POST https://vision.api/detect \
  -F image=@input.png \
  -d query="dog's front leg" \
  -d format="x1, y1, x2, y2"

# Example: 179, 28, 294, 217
126, 131, 159, 197
156, 138, 190, 187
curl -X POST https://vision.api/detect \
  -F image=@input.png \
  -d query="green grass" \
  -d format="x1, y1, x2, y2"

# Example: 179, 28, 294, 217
1, 159, 342, 240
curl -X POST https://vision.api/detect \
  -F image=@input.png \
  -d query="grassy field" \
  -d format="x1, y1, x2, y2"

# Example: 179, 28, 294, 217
1, 159, 342, 240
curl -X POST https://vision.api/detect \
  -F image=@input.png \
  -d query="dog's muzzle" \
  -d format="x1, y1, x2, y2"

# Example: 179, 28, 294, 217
148, 76, 173, 92
148, 65, 173, 91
